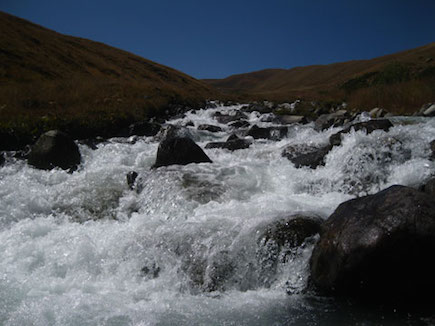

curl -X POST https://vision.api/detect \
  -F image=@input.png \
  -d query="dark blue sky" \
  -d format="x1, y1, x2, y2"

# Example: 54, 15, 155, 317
1, 0, 434, 79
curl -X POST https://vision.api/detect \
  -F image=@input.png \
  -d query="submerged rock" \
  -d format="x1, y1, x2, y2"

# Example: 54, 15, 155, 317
198, 124, 223, 133
153, 137, 212, 168
282, 144, 332, 169
126, 171, 138, 190
256, 215, 323, 288
28, 130, 81, 171
203, 251, 235, 292
329, 119, 393, 147
310, 185, 435, 306
260, 215, 323, 249
247, 125, 288, 140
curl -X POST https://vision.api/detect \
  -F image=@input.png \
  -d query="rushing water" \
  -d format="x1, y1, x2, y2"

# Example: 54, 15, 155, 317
1, 104, 434, 325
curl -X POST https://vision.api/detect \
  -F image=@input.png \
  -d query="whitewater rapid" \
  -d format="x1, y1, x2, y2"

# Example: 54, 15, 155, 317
1, 104, 434, 325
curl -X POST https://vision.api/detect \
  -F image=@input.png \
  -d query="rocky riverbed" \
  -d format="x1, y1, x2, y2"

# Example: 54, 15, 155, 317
1, 102, 435, 325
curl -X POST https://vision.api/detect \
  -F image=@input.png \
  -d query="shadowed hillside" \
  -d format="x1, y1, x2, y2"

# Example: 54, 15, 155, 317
205, 43, 435, 113
0, 11, 219, 146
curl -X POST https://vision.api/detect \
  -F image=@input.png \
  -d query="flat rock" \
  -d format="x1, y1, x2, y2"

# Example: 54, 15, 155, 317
277, 115, 306, 125
198, 124, 223, 132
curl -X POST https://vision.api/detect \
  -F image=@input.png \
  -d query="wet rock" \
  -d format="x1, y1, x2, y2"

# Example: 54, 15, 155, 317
228, 120, 250, 129
128, 121, 161, 137
181, 173, 225, 204
421, 178, 435, 198
259, 113, 280, 123
282, 144, 332, 169
184, 120, 194, 127
140, 262, 161, 279
260, 215, 323, 249
28, 130, 81, 171
423, 104, 435, 117
277, 115, 307, 125
78, 137, 105, 150
213, 111, 248, 124
241, 103, 272, 114
247, 125, 288, 140
205, 134, 251, 151
329, 119, 393, 147
198, 124, 223, 132
430, 139, 435, 159
369, 107, 388, 118
155, 124, 194, 142
256, 215, 323, 287
126, 171, 138, 190
203, 251, 235, 292
0, 152, 4, 166
310, 185, 435, 306
314, 110, 349, 131
153, 137, 212, 168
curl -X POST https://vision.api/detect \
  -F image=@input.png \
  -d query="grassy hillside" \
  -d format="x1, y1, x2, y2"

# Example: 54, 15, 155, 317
0, 11, 219, 147
205, 43, 435, 114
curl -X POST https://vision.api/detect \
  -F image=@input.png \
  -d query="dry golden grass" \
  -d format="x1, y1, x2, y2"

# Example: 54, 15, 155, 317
0, 11, 220, 145
205, 43, 435, 114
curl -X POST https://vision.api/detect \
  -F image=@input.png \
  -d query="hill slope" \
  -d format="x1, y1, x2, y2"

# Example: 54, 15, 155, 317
205, 43, 435, 113
0, 11, 218, 146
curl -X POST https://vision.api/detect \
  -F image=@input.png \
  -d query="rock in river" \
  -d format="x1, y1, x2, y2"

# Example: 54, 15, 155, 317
329, 119, 393, 147
153, 137, 212, 168
28, 130, 81, 171
310, 185, 435, 306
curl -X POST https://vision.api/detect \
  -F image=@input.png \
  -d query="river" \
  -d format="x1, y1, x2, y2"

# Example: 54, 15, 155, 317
1, 104, 434, 325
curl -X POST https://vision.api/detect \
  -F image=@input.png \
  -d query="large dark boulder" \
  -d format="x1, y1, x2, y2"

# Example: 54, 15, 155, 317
282, 144, 332, 169
421, 178, 435, 198
28, 130, 81, 171
329, 119, 393, 147
153, 137, 212, 168
310, 185, 435, 306
247, 125, 288, 140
